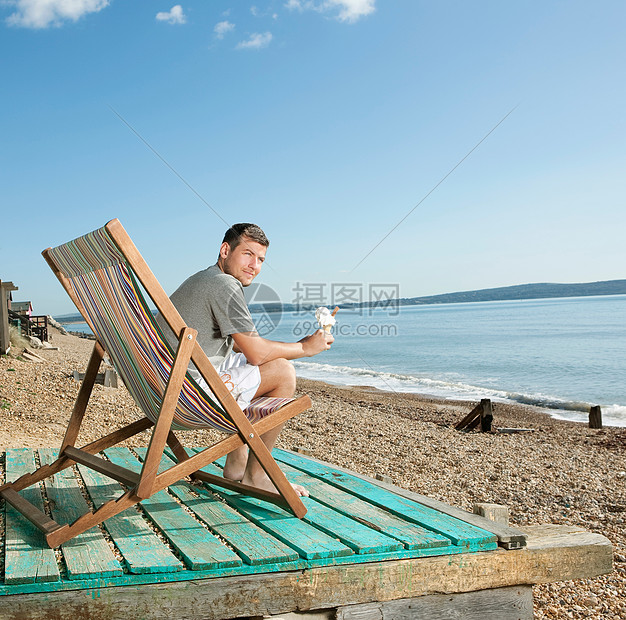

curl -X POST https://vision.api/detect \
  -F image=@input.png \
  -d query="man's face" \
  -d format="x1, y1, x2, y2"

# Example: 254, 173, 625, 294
219, 236, 266, 286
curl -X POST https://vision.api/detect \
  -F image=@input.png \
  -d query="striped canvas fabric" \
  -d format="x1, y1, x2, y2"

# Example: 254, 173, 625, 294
47, 225, 292, 432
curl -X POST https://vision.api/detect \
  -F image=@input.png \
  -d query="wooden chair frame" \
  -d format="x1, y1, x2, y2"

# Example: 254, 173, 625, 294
0, 219, 310, 548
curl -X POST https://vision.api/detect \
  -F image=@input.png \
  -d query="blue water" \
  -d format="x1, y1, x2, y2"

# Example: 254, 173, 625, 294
59, 294, 626, 426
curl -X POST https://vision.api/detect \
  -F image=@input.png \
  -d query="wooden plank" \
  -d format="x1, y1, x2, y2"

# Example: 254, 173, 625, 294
44, 487, 140, 550
190, 457, 353, 561
294, 498, 405, 555
36, 449, 122, 566
275, 449, 526, 548
3, 449, 60, 585
473, 503, 509, 525
200, 493, 352, 561
270, 461, 450, 552
211, 477, 404, 556
210, 455, 448, 552
187, 449, 378, 559
135, 448, 299, 566
336, 585, 533, 620
274, 451, 496, 550
104, 447, 242, 571
173, 482, 300, 566
204, 457, 408, 556
38, 448, 123, 580
76, 463, 183, 574
0, 526, 611, 620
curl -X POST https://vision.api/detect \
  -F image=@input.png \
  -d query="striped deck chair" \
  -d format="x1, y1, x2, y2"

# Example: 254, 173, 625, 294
0, 218, 311, 548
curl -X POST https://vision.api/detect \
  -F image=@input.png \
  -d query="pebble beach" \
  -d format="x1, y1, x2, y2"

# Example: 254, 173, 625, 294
1, 327, 625, 619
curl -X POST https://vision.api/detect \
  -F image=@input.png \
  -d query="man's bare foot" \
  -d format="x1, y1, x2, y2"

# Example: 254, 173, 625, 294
222, 465, 244, 481
223, 446, 248, 481
241, 471, 309, 497
289, 482, 309, 497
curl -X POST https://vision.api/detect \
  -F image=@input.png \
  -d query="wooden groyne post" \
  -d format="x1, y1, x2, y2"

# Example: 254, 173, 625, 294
0, 280, 18, 355
455, 398, 493, 432
589, 405, 602, 429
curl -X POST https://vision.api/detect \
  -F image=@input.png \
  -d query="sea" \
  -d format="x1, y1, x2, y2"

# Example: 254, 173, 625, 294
58, 294, 626, 427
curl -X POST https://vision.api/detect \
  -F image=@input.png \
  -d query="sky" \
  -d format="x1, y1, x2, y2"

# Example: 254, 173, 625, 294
1, 0, 625, 316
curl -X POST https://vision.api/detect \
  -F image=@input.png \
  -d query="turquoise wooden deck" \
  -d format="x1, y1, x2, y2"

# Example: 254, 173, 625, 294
0, 447, 498, 598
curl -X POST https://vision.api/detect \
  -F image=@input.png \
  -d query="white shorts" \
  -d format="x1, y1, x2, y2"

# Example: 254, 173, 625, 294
193, 352, 261, 411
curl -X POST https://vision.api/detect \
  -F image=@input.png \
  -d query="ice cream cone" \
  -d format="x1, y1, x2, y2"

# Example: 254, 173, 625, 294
315, 306, 338, 333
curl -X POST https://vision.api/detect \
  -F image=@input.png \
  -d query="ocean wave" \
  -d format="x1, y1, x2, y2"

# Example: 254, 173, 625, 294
603, 404, 626, 418
504, 392, 591, 412
292, 361, 488, 397
293, 361, 626, 427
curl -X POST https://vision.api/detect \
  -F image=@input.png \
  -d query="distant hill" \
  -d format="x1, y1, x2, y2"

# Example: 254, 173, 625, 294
398, 279, 626, 306
55, 279, 626, 321
250, 279, 626, 313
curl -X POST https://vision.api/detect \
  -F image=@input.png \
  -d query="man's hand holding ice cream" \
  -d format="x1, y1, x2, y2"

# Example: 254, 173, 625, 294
298, 306, 337, 356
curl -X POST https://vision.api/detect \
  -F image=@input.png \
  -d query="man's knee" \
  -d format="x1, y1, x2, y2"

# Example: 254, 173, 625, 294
274, 358, 296, 390
261, 358, 295, 395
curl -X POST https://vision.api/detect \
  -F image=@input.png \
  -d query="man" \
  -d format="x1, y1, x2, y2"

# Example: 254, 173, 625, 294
158, 223, 333, 497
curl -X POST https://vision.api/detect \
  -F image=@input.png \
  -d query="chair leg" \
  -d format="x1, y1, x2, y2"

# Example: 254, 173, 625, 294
136, 327, 197, 499
166, 431, 191, 464
59, 340, 105, 455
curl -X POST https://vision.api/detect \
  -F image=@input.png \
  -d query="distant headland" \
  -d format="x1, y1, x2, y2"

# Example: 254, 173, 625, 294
55, 279, 626, 322
394, 279, 626, 306
249, 279, 626, 314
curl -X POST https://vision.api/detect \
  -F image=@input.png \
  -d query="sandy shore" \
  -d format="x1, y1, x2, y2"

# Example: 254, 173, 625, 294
1, 328, 625, 619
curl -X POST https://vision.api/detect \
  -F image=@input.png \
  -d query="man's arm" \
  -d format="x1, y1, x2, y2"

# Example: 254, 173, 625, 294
231, 330, 333, 367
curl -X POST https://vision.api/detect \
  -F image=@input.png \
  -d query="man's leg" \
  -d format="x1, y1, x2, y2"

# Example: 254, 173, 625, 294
223, 358, 308, 496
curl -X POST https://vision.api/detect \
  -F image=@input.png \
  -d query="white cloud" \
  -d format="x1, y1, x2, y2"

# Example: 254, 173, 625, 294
250, 6, 278, 19
327, 0, 375, 23
236, 31, 272, 50
156, 5, 186, 25
214, 19, 234, 39
5, 0, 109, 29
285, 0, 375, 23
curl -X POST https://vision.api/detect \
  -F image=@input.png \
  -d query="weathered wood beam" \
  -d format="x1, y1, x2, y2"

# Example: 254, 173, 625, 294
336, 585, 533, 620
0, 525, 611, 620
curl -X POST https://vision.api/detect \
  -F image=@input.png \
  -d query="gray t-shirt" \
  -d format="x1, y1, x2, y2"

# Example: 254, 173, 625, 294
156, 264, 256, 368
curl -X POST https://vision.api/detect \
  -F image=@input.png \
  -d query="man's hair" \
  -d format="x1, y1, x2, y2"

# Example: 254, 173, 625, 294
222, 223, 269, 249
